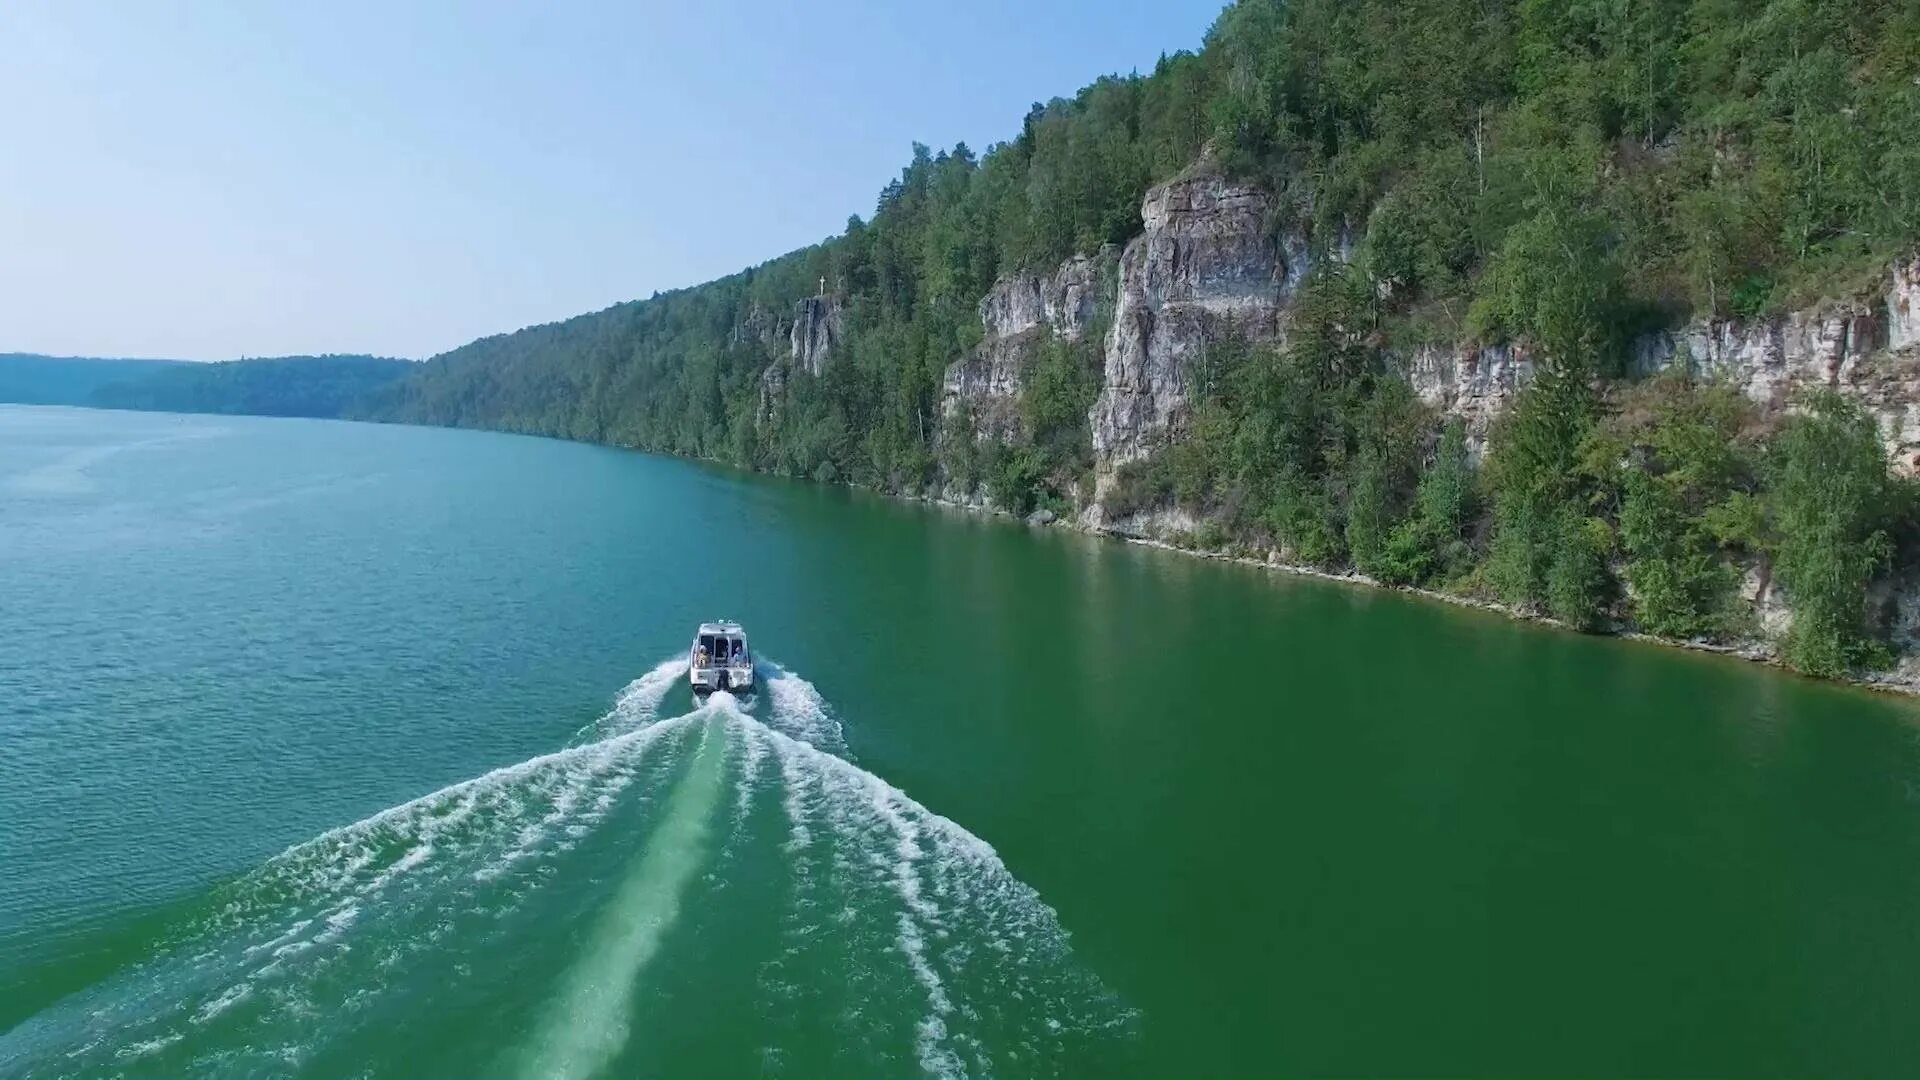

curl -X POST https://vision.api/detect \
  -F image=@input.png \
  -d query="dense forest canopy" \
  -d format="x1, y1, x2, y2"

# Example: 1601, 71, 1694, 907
363, 0, 1920, 675
369, 0, 1917, 448
90, 355, 413, 418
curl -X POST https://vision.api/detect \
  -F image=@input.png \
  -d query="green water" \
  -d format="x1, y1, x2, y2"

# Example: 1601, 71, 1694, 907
4, 404, 1920, 1078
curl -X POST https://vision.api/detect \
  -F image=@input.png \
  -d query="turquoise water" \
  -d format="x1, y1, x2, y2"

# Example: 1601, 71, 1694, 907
4, 404, 1920, 1077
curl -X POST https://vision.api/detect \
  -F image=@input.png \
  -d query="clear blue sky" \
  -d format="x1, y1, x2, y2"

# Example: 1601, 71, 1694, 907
0, 1, 1223, 361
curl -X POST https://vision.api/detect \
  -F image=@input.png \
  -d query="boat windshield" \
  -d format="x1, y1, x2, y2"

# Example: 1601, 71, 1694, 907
696, 635, 747, 667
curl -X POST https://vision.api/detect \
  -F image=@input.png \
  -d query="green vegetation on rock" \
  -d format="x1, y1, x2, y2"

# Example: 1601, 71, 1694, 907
348, 0, 1920, 677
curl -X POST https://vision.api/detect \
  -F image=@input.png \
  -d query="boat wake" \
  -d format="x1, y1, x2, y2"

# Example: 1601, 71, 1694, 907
0, 659, 1132, 1079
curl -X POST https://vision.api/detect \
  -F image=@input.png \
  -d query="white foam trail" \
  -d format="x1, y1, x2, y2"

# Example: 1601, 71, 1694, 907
757, 722, 1006, 1078
169, 700, 706, 1054
762, 661, 845, 754
730, 716, 770, 825
572, 656, 688, 743
251, 713, 690, 909
112, 1033, 182, 1061
189, 983, 251, 1025
775, 732, 814, 854
877, 793, 960, 1077
514, 707, 732, 1080
2, 664, 1132, 1079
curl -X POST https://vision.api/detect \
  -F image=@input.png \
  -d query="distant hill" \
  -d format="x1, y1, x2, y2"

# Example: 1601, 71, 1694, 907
90, 354, 415, 418
0, 354, 189, 406
0, 353, 414, 418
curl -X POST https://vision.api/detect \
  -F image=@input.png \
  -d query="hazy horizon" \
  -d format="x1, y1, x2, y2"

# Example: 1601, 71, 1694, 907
0, 1, 1220, 363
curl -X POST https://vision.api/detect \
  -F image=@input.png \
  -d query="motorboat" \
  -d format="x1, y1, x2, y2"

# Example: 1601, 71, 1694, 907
690, 620, 753, 694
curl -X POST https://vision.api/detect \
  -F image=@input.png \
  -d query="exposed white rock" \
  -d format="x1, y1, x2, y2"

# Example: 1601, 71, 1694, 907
1629, 308, 1874, 400
975, 252, 1101, 345
1401, 343, 1535, 461
1632, 303, 1920, 474
1088, 165, 1292, 477
1890, 255, 1920, 354
1401, 283, 1920, 472
756, 361, 787, 430
1741, 562, 1792, 642
938, 254, 1104, 452
790, 296, 841, 376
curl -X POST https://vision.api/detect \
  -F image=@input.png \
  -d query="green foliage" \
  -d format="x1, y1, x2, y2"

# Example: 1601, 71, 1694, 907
365, 0, 1920, 502
1374, 418, 1476, 586
1099, 454, 1175, 520
1020, 336, 1102, 486
985, 444, 1049, 517
93, 355, 412, 418
1606, 378, 1758, 638
0, 355, 187, 407
1486, 362, 1602, 611
348, 0, 1920, 682
1547, 511, 1615, 631
1768, 392, 1894, 676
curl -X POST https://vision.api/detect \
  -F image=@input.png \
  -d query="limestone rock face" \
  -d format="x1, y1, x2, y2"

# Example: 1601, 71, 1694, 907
1632, 298, 1920, 474
1400, 256, 1920, 472
1891, 256, 1920, 354
735, 301, 788, 353
757, 361, 787, 430
790, 296, 842, 377
976, 252, 1101, 345
1087, 169, 1296, 477
1629, 308, 1875, 400
938, 254, 1103, 453
1401, 343, 1535, 461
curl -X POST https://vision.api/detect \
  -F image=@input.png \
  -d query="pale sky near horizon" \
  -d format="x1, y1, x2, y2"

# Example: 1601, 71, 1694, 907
0, 1, 1223, 362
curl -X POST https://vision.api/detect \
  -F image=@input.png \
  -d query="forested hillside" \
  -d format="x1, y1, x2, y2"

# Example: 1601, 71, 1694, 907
90, 355, 412, 418
362, 0, 1920, 680
1, 353, 413, 418
0, 354, 187, 406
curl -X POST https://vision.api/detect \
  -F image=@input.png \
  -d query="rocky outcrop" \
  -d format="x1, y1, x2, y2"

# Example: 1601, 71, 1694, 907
1629, 272, 1920, 473
1891, 256, 1920, 353
1402, 343, 1535, 461
790, 296, 842, 376
1628, 307, 1875, 397
1087, 166, 1301, 480
754, 296, 843, 430
1399, 260, 1920, 471
976, 252, 1101, 344
938, 254, 1102, 452
734, 301, 788, 353
757, 361, 788, 430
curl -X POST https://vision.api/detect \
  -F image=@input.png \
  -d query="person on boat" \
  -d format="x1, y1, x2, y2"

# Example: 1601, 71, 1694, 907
730, 640, 744, 665
695, 644, 709, 668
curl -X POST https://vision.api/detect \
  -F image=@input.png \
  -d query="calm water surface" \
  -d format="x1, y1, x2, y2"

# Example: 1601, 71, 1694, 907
3, 404, 1919, 1078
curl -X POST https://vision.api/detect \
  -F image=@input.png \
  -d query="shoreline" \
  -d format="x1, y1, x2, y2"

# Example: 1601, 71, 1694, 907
901, 485, 1920, 700
22, 401, 1912, 700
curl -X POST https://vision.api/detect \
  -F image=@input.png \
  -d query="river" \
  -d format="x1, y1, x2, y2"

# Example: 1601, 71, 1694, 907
3, 403, 1918, 1077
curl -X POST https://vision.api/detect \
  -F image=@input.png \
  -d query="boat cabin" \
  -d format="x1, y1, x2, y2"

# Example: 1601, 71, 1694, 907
690, 620, 753, 692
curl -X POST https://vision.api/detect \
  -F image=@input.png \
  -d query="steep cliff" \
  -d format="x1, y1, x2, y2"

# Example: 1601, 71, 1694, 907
790, 296, 842, 377
938, 253, 1102, 452
753, 294, 846, 432
1087, 165, 1302, 477
1399, 344, 1535, 462
942, 158, 1920, 505
351, 0, 1920, 683
917, 152, 1920, 685
1395, 264, 1920, 472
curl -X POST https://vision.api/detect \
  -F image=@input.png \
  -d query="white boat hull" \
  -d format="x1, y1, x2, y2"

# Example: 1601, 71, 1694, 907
690, 664, 753, 693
